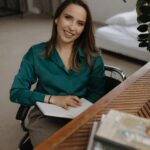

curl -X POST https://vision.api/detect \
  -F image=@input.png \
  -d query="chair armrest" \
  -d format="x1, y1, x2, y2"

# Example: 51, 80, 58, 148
16, 105, 30, 121
104, 65, 127, 81
16, 105, 30, 131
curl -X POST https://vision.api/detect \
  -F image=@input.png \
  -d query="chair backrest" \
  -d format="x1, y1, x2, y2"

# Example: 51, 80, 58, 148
105, 76, 121, 94
104, 65, 126, 81
104, 65, 126, 94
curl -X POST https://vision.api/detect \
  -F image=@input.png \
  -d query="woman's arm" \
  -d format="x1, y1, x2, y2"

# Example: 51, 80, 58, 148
10, 48, 45, 106
10, 47, 82, 107
85, 56, 105, 103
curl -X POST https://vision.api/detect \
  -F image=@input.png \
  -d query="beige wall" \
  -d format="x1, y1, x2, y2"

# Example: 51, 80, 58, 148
85, 0, 137, 23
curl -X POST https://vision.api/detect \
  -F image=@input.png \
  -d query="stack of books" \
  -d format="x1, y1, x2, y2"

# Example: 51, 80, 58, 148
87, 109, 150, 150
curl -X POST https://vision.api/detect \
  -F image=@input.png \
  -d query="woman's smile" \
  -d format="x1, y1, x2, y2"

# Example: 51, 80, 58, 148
64, 29, 75, 38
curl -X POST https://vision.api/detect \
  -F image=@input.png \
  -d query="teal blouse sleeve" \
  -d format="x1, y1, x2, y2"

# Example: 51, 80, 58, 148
10, 47, 45, 106
85, 56, 105, 103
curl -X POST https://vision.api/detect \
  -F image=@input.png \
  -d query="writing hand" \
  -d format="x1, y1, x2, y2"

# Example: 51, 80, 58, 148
50, 95, 82, 109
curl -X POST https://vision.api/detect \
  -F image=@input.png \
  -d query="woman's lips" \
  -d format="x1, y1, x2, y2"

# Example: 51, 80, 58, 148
64, 30, 75, 37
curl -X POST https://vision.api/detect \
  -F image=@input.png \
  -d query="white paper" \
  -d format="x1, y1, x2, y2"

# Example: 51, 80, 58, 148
36, 98, 92, 119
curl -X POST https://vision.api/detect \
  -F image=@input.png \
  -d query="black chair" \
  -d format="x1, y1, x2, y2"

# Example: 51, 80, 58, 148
16, 106, 32, 150
16, 65, 126, 150
104, 65, 126, 93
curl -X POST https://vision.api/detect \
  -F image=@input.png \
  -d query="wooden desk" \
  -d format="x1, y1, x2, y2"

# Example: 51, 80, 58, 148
35, 62, 150, 150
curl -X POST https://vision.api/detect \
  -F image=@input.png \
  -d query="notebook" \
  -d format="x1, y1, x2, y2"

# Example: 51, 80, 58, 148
36, 98, 92, 119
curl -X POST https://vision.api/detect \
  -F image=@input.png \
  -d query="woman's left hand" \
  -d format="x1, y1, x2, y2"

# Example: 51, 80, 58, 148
50, 95, 82, 109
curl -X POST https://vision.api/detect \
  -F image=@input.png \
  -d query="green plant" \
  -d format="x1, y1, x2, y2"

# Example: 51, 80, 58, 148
136, 0, 150, 51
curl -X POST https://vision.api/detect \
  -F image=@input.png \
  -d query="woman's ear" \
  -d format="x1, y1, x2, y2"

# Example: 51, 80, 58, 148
55, 19, 58, 24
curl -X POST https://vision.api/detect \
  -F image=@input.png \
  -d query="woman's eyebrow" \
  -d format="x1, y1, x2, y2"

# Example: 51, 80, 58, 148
78, 20, 86, 24
63, 13, 73, 17
63, 13, 86, 23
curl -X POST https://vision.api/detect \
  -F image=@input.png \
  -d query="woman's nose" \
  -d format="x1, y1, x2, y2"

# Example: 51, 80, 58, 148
69, 22, 76, 31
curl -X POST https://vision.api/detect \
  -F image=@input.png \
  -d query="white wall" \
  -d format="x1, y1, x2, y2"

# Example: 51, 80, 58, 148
85, 0, 137, 23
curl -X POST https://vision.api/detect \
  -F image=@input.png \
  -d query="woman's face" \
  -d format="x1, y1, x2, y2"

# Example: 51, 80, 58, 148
55, 4, 87, 46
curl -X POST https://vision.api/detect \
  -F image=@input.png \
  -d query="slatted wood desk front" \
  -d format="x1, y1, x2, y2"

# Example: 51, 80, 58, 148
35, 62, 150, 150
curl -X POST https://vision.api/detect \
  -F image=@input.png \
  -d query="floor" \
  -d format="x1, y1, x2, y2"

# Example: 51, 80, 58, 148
0, 14, 145, 150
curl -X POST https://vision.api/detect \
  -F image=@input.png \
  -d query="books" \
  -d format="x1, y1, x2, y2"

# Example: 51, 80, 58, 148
95, 109, 150, 150
36, 98, 92, 119
86, 116, 113, 150
87, 121, 99, 150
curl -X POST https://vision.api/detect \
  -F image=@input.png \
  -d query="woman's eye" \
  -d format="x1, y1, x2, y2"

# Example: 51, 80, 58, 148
64, 15, 71, 19
78, 22, 85, 26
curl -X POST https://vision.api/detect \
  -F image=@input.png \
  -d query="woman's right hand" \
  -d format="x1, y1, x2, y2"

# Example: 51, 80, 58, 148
50, 96, 82, 109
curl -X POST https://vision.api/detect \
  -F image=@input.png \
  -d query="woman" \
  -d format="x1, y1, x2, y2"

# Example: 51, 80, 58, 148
10, 0, 105, 147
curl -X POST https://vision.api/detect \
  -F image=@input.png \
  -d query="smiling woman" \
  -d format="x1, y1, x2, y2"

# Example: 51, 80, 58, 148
10, 0, 105, 147
55, 4, 86, 45
54, 4, 87, 69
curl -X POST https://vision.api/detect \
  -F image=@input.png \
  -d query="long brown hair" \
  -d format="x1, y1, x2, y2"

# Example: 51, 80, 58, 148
45, 0, 99, 71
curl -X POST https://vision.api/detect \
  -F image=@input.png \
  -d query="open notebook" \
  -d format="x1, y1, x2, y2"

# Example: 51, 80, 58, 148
36, 98, 92, 119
